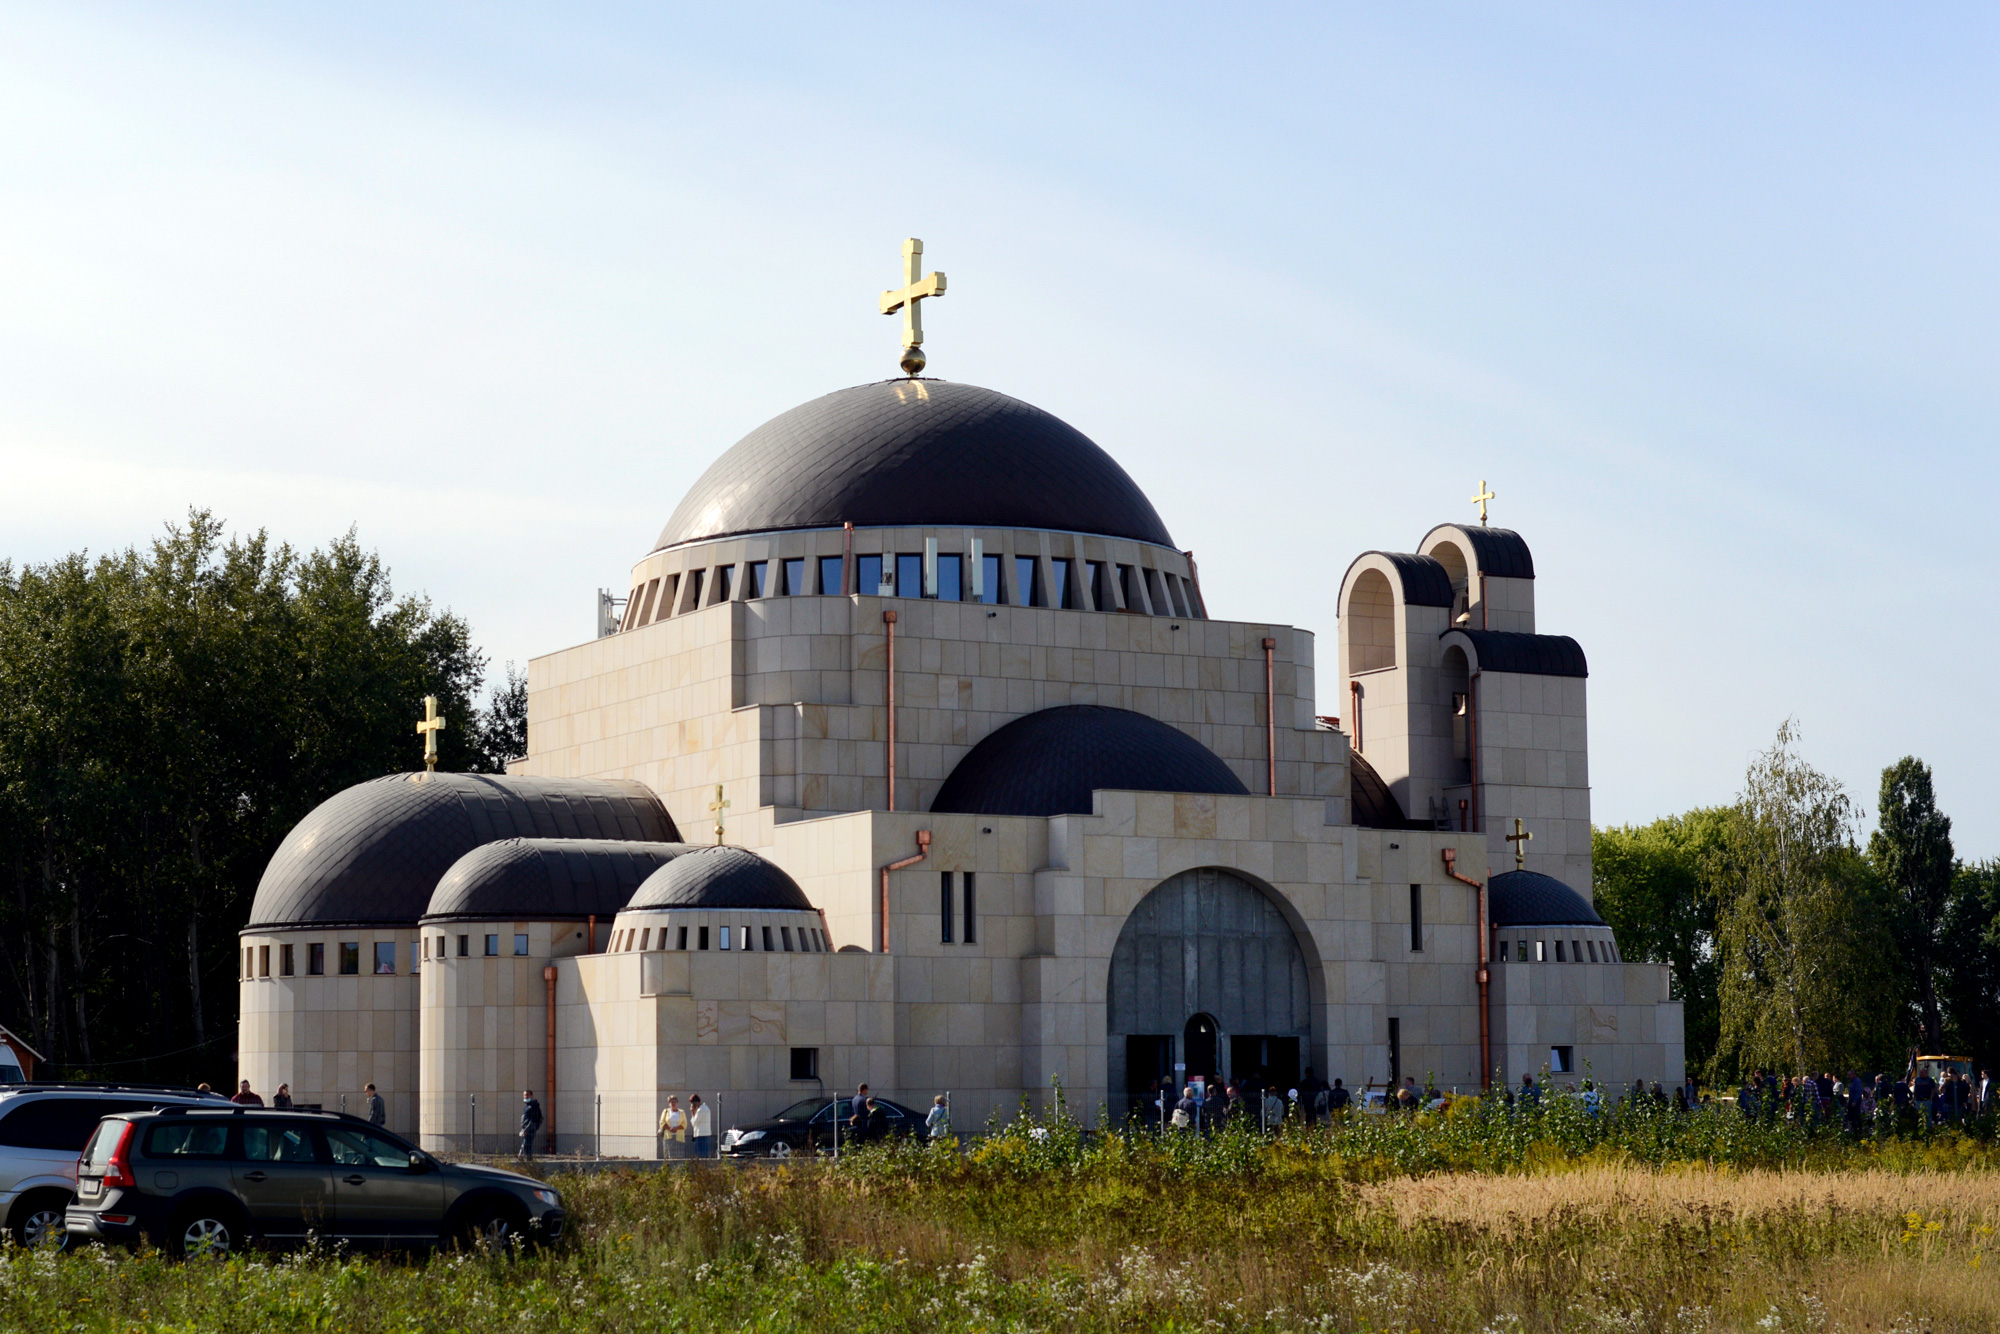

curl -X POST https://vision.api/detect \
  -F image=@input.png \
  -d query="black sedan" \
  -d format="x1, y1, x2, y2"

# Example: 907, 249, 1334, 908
719, 1096, 926, 1158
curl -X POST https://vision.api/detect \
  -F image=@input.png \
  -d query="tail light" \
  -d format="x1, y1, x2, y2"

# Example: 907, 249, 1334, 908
101, 1121, 137, 1190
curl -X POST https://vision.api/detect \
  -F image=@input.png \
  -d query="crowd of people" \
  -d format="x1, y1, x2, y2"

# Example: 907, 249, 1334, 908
1141, 1067, 1356, 1131
1731, 1066, 1992, 1130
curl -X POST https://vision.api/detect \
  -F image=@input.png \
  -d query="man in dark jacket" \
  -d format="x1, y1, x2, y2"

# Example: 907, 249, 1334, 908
1201, 1082, 1226, 1133
520, 1089, 544, 1158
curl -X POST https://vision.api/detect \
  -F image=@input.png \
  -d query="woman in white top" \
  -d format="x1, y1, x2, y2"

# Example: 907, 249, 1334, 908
657, 1095, 686, 1159
924, 1094, 950, 1142
688, 1094, 714, 1159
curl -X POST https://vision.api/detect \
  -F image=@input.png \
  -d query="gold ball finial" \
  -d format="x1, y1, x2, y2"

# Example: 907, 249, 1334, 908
899, 344, 926, 377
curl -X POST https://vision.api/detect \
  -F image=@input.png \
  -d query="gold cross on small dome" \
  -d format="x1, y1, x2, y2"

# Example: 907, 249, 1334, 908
709, 784, 730, 846
1471, 480, 1497, 527
879, 238, 946, 377
1505, 817, 1533, 871
415, 696, 447, 775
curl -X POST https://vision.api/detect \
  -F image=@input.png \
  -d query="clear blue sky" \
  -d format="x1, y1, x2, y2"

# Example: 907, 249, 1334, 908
3, 4, 1995, 850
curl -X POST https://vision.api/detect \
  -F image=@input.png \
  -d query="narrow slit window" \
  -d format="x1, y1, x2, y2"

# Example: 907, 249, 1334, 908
436, 935, 446, 959
515, 933, 529, 956
935, 553, 962, 601
1571, 940, 1583, 963
1086, 561, 1107, 610
963, 872, 977, 944
699, 926, 710, 951
896, 553, 923, 598
410, 941, 421, 972
1554, 940, 1566, 963
1015, 556, 1041, 607
1118, 564, 1142, 612
456, 935, 469, 957
940, 871, 954, 943
783, 558, 807, 595
780, 926, 794, 952
1049, 559, 1073, 608
1517, 939, 1528, 963
678, 925, 689, 950
1587, 940, 1598, 963
1534, 940, 1545, 962
1145, 568, 1168, 615
817, 555, 843, 596
683, 569, 705, 612
720, 925, 730, 951
657, 573, 679, 619
636, 577, 661, 625
484, 934, 499, 957
979, 554, 1002, 604
280, 943, 294, 976
762, 925, 774, 951
1409, 884, 1423, 952
308, 942, 325, 976
640, 928, 651, 951
713, 565, 735, 603
340, 942, 361, 975
259, 945, 271, 977
374, 942, 397, 974
1169, 576, 1191, 617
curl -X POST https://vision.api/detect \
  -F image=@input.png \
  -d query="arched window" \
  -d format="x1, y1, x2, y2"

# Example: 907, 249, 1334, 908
1431, 542, 1471, 625
1441, 645, 1472, 786
1347, 569, 1396, 673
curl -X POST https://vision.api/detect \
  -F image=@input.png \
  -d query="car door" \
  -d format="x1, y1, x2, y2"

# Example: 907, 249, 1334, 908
323, 1125, 440, 1242
231, 1122, 331, 1238
809, 1099, 852, 1152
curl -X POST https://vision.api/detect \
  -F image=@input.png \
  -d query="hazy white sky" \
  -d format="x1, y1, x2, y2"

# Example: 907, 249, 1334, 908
3, 4, 1995, 850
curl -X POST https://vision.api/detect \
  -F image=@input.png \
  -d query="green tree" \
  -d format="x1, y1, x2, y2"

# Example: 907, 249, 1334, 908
1867, 757, 1956, 1052
1593, 809, 1729, 1075
1937, 859, 2000, 1067
1706, 721, 1899, 1080
472, 662, 529, 773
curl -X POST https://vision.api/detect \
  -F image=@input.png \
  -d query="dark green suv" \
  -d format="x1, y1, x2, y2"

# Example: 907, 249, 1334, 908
65, 1107, 563, 1257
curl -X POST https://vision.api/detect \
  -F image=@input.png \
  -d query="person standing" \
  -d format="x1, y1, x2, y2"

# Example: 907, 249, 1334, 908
519, 1090, 544, 1158
1173, 1085, 1197, 1131
1682, 1073, 1698, 1110
272, 1084, 293, 1110
847, 1083, 871, 1141
1980, 1069, 1993, 1117
659, 1096, 686, 1159
864, 1096, 888, 1142
1261, 1085, 1286, 1131
925, 1094, 950, 1142
364, 1083, 385, 1127
1202, 1081, 1226, 1134
688, 1094, 713, 1158
1327, 1078, 1351, 1114
230, 1080, 264, 1106
1519, 1073, 1540, 1108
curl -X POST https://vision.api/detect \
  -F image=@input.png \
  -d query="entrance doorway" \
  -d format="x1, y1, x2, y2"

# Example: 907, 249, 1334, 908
1228, 1035, 1300, 1091
1183, 1014, 1219, 1084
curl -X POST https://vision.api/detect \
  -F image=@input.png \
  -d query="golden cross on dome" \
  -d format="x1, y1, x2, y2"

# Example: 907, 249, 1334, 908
1505, 817, 1533, 871
1471, 480, 1497, 527
415, 695, 447, 775
709, 784, 730, 846
879, 238, 946, 377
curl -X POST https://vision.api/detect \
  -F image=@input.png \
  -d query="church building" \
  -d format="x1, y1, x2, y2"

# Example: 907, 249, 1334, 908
236, 242, 1682, 1153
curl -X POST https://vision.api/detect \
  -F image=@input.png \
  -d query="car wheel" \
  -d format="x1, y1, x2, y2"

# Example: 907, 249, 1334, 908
455, 1200, 528, 1253
765, 1139, 794, 1160
12, 1193, 69, 1250
171, 1206, 242, 1260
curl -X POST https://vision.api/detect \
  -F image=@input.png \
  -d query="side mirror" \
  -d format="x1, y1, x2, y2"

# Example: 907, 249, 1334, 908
408, 1151, 430, 1173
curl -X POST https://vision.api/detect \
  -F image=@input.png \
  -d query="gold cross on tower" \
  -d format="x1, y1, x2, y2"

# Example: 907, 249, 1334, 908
415, 695, 447, 776
1471, 480, 1497, 527
1505, 817, 1533, 871
709, 784, 730, 847
879, 238, 946, 377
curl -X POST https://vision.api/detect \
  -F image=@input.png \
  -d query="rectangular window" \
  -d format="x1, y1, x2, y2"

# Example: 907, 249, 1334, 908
762, 925, 774, 952
422, 937, 430, 960
963, 872, 977, 944
638, 928, 650, 951
636, 577, 660, 626
515, 933, 529, 956
1554, 940, 1566, 963
1387, 1016, 1402, 1088
1168, 576, 1191, 618
242, 948, 250, 980
410, 941, 421, 973
1144, 568, 1169, 615
682, 568, 705, 612
308, 943, 325, 976
713, 565, 735, 603
940, 870, 954, 943
854, 553, 881, 596
935, 553, 962, 602
659, 573, 679, 619
1571, 940, 1584, 963
1587, 940, 1599, 963
818, 555, 844, 596
1551, 1045, 1574, 1074
896, 553, 923, 598
747, 561, 769, 598
339, 942, 360, 975
373, 942, 396, 975
456, 934, 469, 957
1516, 939, 1527, 963
719, 925, 730, 951
1409, 884, 1423, 952
783, 557, 807, 595
480, 934, 496, 957
1015, 556, 1041, 607
281, 943, 294, 976
259, 945, 271, 978
1118, 564, 1142, 612
678, 925, 689, 950
790, 1047, 819, 1080
699, 925, 711, 950
1086, 561, 1106, 610
780, 925, 794, 952
1534, 939, 1546, 962
979, 554, 1002, 604
742, 924, 752, 950
1050, 558, 1074, 609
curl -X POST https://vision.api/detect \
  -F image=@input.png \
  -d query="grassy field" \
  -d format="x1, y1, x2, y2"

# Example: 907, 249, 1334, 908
5, 1102, 1997, 1333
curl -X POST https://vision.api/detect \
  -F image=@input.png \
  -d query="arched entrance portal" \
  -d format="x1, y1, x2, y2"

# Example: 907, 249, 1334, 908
1107, 867, 1312, 1120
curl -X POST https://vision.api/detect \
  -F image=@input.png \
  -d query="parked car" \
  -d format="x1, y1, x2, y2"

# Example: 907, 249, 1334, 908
720, 1095, 925, 1158
0, 1083, 227, 1249
65, 1106, 564, 1258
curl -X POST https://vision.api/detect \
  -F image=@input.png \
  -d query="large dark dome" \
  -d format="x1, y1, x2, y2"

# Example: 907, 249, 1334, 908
246, 774, 681, 929
1488, 870, 1605, 928
625, 846, 815, 913
654, 380, 1175, 551
931, 705, 1248, 818
423, 839, 697, 923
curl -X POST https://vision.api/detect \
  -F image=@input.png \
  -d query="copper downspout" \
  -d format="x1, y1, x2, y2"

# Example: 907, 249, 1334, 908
877, 830, 930, 953
843, 522, 854, 596
883, 609, 898, 811
1262, 637, 1278, 796
587, 914, 596, 953
542, 964, 558, 1153
1442, 849, 1492, 1089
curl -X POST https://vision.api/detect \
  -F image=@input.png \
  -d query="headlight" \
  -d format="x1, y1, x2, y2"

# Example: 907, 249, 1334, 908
736, 1129, 765, 1144
532, 1188, 559, 1207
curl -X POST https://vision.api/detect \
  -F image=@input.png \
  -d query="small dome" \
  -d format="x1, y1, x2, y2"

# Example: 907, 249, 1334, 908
1488, 870, 1605, 927
626, 846, 814, 912
653, 380, 1174, 552
247, 774, 681, 929
1349, 752, 1431, 831
423, 839, 697, 923
931, 705, 1248, 818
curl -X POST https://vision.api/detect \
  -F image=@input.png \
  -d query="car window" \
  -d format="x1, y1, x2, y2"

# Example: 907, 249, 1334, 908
774, 1099, 825, 1122
79, 1120, 129, 1174
242, 1123, 321, 1164
145, 1121, 232, 1159
324, 1126, 410, 1168
810, 1100, 854, 1124
0, 1098, 160, 1152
